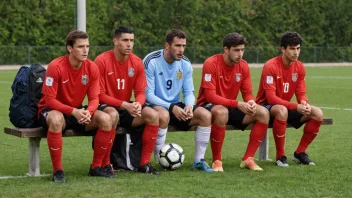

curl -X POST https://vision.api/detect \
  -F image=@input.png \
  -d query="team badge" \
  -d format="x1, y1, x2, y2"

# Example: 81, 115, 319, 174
176, 70, 183, 80
81, 75, 88, 85
235, 73, 241, 82
292, 73, 298, 82
205, 74, 211, 82
128, 68, 135, 77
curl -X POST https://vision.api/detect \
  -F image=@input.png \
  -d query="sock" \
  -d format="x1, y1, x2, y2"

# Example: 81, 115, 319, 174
92, 129, 111, 169
242, 122, 268, 161
210, 123, 226, 162
194, 126, 211, 163
140, 124, 159, 166
154, 128, 168, 156
296, 119, 323, 153
47, 130, 63, 172
101, 129, 116, 167
273, 119, 287, 160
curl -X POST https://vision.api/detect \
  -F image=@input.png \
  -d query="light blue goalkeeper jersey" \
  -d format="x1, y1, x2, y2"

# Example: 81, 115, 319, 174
143, 49, 195, 110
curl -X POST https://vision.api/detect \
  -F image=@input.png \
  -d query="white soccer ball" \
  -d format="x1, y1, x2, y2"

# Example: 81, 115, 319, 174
158, 143, 185, 170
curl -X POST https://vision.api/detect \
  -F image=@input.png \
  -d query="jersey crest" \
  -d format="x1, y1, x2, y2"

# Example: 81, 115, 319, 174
81, 75, 88, 85
176, 70, 183, 80
292, 73, 298, 82
128, 68, 135, 77
235, 73, 241, 82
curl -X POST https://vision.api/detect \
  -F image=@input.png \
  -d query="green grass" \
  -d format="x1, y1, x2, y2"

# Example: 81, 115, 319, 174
0, 67, 352, 197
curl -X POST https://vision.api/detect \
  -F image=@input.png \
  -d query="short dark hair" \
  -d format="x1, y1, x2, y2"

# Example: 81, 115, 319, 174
165, 29, 187, 44
114, 26, 134, 38
222, 32, 245, 49
280, 31, 302, 49
66, 30, 89, 54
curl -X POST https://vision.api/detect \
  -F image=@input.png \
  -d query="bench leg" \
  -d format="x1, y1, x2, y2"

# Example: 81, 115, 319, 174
258, 129, 271, 161
27, 137, 41, 176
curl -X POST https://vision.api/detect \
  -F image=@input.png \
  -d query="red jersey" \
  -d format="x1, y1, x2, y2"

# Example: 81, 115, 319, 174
95, 50, 147, 107
255, 55, 308, 110
38, 55, 100, 116
197, 54, 254, 108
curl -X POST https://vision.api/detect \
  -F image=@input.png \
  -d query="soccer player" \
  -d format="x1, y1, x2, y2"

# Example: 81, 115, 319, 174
197, 32, 270, 172
144, 29, 213, 172
95, 26, 160, 175
256, 31, 323, 166
38, 30, 117, 182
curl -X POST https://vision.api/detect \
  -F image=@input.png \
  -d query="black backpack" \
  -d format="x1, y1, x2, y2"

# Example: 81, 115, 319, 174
9, 64, 46, 128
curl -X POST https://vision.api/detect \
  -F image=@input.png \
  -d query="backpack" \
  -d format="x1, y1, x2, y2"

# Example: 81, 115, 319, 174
9, 64, 46, 128
110, 125, 144, 171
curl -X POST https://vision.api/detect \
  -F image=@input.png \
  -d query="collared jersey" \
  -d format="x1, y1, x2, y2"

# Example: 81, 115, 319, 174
38, 55, 100, 115
197, 54, 254, 106
256, 55, 307, 110
95, 50, 146, 107
143, 49, 195, 109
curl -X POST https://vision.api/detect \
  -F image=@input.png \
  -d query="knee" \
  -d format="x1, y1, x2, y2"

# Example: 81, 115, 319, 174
274, 105, 288, 120
143, 109, 159, 125
256, 106, 270, 123
47, 113, 65, 131
158, 110, 170, 127
197, 109, 212, 126
212, 107, 228, 125
312, 107, 323, 121
97, 113, 112, 129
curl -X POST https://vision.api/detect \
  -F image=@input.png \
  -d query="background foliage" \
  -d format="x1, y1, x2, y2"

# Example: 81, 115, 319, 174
1, 0, 352, 63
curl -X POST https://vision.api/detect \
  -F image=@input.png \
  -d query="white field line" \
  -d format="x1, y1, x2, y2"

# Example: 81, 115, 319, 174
307, 76, 352, 79
319, 106, 352, 111
0, 173, 50, 180
309, 86, 352, 90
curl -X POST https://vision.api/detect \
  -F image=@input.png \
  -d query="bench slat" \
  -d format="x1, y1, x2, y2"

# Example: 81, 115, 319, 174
4, 118, 333, 138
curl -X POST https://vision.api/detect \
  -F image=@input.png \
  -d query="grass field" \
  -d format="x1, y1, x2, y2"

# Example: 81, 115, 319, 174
0, 66, 351, 198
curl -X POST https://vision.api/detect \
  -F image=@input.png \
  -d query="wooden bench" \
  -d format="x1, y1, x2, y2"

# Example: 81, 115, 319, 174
4, 118, 333, 176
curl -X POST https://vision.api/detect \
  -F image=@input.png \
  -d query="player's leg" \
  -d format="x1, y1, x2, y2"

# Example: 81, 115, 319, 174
203, 104, 228, 172
40, 109, 66, 182
188, 106, 213, 172
268, 105, 289, 167
152, 106, 170, 161
240, 105, 269, 171
86, 110, 114, 177
293, 105, 323, 165
99, 106, 119, 177
132, 106, 160, 175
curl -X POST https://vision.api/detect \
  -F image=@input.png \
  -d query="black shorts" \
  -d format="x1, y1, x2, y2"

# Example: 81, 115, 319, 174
146, 102, 198, 131
39, 106, 87, 133
98, 103, 148, 128
263, 104, 305, 129
202, 103, 248, 131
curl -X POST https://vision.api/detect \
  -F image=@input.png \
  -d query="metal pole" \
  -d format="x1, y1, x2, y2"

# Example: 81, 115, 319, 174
77, 0, 86, 32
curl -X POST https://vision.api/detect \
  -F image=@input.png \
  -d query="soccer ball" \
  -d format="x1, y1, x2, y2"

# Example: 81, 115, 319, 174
158, 143, 185, 170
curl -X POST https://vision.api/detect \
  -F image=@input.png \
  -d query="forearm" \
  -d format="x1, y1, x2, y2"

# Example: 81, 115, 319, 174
204, 89, 238, 108
100, 94, 123, 108
45, 97, 74, 115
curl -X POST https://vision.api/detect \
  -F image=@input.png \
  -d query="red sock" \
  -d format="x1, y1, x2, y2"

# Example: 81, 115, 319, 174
296, 119, 322, 153
273, 119, 287, 159
242, 122, 268, 161
210, 123, 226, 162
47, 130, 63, 172
140, 124, 159, 166
92, 129, 111, 169
101, 129, 116, 167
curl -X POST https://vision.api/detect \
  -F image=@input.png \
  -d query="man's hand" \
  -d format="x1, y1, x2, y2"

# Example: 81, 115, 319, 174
72, 108, 91, 124
171, 105, 189, 121
237, 101, 256, 116
122, 102, 142, 117
247, 100, 257, 115
184, 105, 193, 120
299, 100, 311, 115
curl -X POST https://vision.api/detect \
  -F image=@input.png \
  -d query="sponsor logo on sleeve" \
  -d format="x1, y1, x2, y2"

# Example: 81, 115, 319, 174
266, 76, 273, 84
45, 77, 53, 86
205, 74, 211, 82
